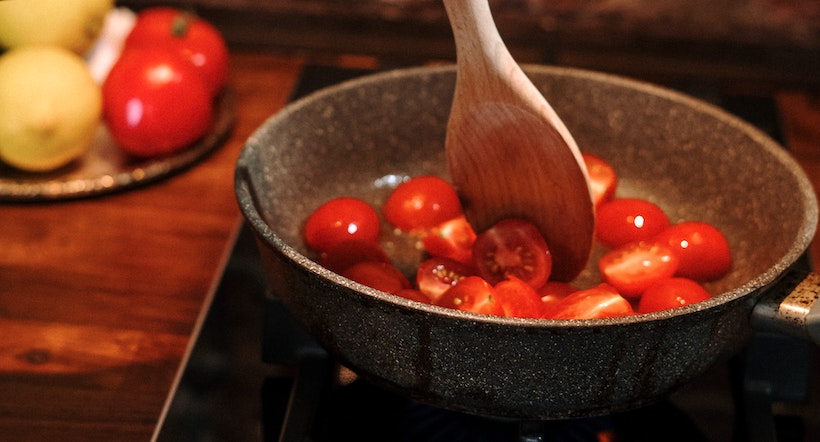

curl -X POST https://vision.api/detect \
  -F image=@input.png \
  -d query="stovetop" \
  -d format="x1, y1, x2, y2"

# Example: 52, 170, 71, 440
153, 65, 820, 442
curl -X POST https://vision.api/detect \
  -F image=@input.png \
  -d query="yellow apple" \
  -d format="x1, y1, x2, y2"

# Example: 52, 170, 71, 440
0, 0, 114, 54
0, 46, 102, 172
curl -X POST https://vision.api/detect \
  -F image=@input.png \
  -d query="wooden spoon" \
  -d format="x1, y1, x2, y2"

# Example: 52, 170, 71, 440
442, 0, 594, 281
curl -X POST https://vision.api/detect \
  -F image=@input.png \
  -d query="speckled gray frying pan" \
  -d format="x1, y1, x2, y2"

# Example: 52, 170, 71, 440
235, 65, 819, 419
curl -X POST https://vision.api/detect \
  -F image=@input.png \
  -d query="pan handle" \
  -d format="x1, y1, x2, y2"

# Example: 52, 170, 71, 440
751, 271, 820, 345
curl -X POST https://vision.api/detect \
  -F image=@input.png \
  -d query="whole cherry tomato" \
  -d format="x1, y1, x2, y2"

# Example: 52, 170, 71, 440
638, 277, 711, 314
435, 276, 503, 316
472, 218, 552, 288
303, 197, 381, 252
583, 153, 618, 208
383, 176, 463, 233
598, 241, 679, 298
124, 7, 229, 96
103, 48, 213, 157
652, 221, 732, 281
595, 198, 670, 249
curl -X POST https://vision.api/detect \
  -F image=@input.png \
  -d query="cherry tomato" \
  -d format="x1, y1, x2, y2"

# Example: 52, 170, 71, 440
341, 261, 411, 294
583, 153, 618, 208
598, 242, 679, 298
383, 176, 463, 232
537, 281, 577, 313
124, 7, 229, 96
548, 283, 634, 320
652, 221, 732, 281
394, 288, 432, 304
494, 276, 549, 318
416, 257, 474, 302
319, 239, 389, 274
638, 277, 712, 314
435, 276, 503, 316
595, 198, 670, 249
421, 215, 476, 266
472, 218, 552, 288
103, 48, 213, 157
303, 197, 380, 252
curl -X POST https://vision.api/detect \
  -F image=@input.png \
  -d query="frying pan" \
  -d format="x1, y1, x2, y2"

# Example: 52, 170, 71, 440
235, 65, 819, 419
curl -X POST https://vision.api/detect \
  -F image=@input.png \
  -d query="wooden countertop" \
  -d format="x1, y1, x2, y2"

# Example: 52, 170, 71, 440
0, 50, 819, 441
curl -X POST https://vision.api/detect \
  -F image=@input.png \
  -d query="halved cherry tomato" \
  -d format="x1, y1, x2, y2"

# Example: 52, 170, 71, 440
102, 48, 213, 157
416, 257, 474, 302
124, 7, 229, 96
537, 281, 577, 313
383, 176, 463, 233
494, 276, 549, 318
595, 198, 670, 249
652, 221, 732, 281
341, 261, 411, 294
319, 239, 389, 274
583, 153, 618, 208
598, 241, 679, 298
435, 276, 503, 316
472, 218, 552, 288
303, 197, 380, 252
421, 215, 476, 266
548, 283, 633, 320
638, 277, 712, 314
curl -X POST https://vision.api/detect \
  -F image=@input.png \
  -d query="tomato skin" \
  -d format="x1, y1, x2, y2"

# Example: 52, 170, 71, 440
341, 261, 411, 294
652, 221, 732, 281
416, 257, 475, 302
598, 241, 679, 298
319, 239, 389, 274
124, 7, 229, 96
421, 215, 476, 266
303, 197, 381, 252
394, 288, 432, 304
383, 176, 463, 232
537, 281, 577, 312
548, 283, 634, 320
595, 198, 670, 249
472, 218, 552, 288
494, 276, 549, 318
435, 276, 503, 316
103, 48, 213, 157
638, 277, 712, 314
583, 153, 618, 208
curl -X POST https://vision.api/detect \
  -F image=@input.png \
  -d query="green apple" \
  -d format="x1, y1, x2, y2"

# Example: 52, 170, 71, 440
0, 0, 114, 54
0, 46, 102, 172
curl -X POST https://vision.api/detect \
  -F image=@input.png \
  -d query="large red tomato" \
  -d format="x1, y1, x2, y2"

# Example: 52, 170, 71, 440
303, 197, 381, 253
652, 221, 732, 281
124, 7, 229, 96
102, 48, 213, 157
595, 198, 670, 249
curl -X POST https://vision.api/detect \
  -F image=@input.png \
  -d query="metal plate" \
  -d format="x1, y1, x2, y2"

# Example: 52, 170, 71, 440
0, 89, 235, 202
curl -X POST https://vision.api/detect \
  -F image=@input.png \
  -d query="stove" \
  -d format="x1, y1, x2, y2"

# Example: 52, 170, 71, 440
153, 65, 820, 442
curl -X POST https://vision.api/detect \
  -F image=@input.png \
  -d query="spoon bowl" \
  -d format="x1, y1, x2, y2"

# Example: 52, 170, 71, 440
443, 0, 594, 281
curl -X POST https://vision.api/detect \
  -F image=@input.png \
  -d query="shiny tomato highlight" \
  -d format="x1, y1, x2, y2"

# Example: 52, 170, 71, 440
652, 221, 732, 281
598, 241, 679, 298
383, 176, 463, 232
103, 48, 213, 157
435, 276, 503, 316
638, 277, 712, 313
595, 198, 670, 249
548, 283, 633, 320
303, 197, 381, 252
